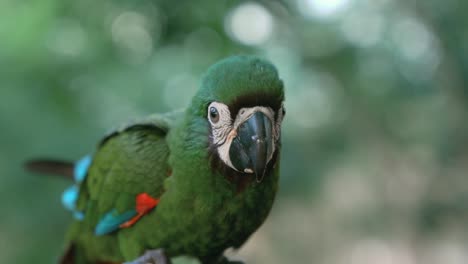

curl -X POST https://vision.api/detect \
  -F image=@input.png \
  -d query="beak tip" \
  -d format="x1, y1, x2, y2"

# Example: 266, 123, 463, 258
254, 167, 267, 182
242, 167, 266, 182
255, 172, 266, 183
229, 111, 273, 183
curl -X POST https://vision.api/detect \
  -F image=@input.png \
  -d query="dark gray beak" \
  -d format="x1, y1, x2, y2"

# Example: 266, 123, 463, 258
229, 111, 273, 182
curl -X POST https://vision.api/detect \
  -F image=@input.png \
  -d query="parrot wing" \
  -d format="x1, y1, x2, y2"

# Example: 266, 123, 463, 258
74, 111, 183, 236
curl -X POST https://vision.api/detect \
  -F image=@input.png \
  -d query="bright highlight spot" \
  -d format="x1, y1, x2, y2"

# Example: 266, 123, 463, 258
225, 2, 274, 46
392, 18, 434, 61
46, 19, 87, 57
111, 11, 153, 64
391, 17, 441, 82
298, 0, 351, 19
341, 11, 385, 47
288, 71, 342, 129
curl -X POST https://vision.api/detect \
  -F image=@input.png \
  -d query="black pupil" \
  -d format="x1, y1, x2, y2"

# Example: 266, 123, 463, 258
210, 107, 218, 119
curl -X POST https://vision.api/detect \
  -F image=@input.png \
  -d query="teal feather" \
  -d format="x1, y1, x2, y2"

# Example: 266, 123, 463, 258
74, 155, 92, 183
62, 185, 79, 211
62, 185, 85, 220
94, 209, 138, 236
61, 155, 92, 220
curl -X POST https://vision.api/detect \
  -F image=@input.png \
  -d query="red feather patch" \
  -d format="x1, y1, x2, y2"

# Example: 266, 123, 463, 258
120, 193, 159, 229
136, 193, 160, 214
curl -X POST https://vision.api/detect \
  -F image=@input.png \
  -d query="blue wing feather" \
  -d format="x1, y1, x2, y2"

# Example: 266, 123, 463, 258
74, 155, 92, 183
94, 209, 137, 236
62, 185, 79, 211
61, 155, 92, 220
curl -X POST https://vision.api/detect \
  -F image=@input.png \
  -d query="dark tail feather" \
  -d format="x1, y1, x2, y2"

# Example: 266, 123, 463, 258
59, 244, 75, 264
25, 159, 74, 180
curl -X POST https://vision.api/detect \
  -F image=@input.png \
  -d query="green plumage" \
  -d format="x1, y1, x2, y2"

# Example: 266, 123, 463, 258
42, 56, 285, 264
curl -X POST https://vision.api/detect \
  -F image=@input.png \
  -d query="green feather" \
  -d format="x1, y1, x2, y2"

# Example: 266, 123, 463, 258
63, 55, 284, 263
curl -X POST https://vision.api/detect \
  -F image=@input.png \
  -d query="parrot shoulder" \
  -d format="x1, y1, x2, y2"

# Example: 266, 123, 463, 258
75, 111, 183, 236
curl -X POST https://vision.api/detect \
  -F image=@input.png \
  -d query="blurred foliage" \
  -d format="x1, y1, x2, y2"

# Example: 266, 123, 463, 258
1, 0, 468, 263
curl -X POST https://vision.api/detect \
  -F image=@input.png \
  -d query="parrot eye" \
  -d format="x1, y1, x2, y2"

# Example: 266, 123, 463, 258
209, 106, 220, 123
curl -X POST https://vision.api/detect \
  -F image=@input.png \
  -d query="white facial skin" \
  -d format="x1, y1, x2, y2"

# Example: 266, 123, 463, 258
207, 101, 285, 173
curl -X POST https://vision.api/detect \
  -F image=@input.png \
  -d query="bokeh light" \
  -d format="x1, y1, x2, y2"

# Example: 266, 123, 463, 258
45, 19, 88, 58
111, 11, 155, 64
2, 0, 468, 263
225, 2, 274, 46
340, 10, 385, 47
297, 0, 352, 20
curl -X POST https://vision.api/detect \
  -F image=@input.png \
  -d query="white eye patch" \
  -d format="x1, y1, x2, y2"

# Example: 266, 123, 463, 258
207, 102, 282, 173
207, 102, 233, 146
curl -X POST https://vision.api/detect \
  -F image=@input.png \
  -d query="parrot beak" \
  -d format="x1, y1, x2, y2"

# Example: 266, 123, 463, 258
229, 111, 273, 182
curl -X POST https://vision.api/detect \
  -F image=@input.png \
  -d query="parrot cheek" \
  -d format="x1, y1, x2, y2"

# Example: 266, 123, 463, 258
228, 111, 274, 181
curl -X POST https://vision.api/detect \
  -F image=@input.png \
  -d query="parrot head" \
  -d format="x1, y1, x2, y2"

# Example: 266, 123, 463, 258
191, 55, 285, 182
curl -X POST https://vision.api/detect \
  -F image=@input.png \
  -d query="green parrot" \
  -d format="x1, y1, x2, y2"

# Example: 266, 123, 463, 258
27, 55, 285, 264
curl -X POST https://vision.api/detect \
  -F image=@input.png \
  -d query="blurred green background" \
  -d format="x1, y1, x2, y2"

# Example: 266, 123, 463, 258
2, 0, 468, 263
